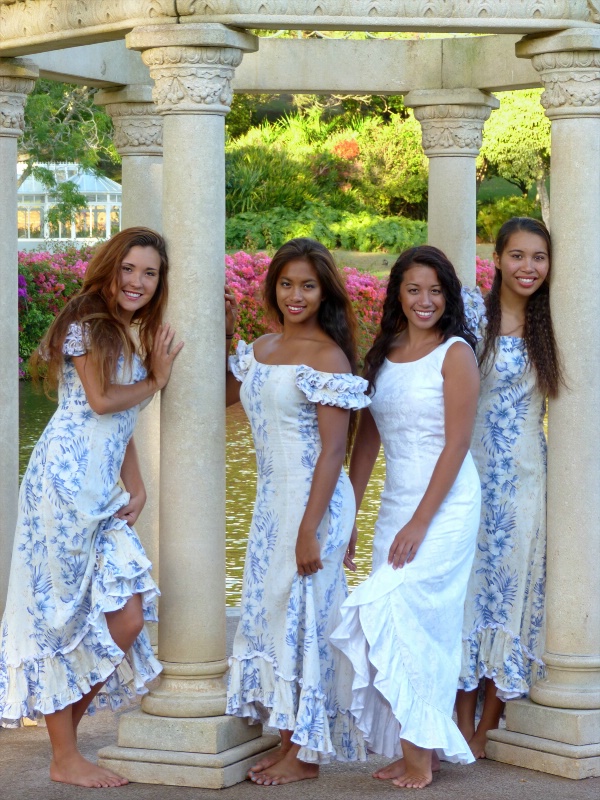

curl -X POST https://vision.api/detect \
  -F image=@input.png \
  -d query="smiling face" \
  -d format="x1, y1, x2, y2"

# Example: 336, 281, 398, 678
494, 230, 550, 301
275, 258, 323, 327
116, 245, 161, 323
398, 264, 446, 331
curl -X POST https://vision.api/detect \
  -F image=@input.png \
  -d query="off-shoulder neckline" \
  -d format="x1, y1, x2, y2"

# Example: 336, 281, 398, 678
249, 346, 354, 377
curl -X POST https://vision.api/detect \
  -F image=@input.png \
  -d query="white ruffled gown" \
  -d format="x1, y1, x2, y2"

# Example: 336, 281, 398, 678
0, 323, 161, 725
331, 338, 480, 763
226, 341, 369, 764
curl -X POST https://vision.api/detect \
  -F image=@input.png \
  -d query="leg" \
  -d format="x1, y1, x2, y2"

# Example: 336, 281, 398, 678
71, 595, 145, 731
455, 687, 478, 743
374, 750, 440, 780
46, 706, 128, 788
468, 679, 505, 759
391, 740, 434, 789
249, 737, 319, 786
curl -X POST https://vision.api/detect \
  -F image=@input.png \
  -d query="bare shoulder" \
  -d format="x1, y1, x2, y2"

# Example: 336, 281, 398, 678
252, 333, 280, 361
307, 340, 352, 374
442, 339, 478, 376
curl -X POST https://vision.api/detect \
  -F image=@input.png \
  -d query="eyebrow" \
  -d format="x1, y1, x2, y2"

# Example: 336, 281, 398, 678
405, 282, 441, 288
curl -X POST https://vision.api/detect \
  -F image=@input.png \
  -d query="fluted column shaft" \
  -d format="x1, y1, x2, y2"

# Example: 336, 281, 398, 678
405, 89, 499, 286
0, 59, 38, 617
95, 85, 163, 645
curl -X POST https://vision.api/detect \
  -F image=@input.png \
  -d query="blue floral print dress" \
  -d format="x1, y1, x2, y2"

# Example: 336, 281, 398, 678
459, 290, 547, 699
226, 341, 369, 764
0, 323, 161, 725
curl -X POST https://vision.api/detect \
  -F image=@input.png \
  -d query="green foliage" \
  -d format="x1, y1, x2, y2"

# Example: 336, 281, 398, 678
479, 90, 550, 194
30, 166, 88, 228
226, 204, 427, 253
477, 196, 542, 243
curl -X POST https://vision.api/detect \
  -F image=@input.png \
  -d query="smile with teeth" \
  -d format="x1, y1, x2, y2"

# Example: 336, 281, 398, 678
123, 290, 142, 299
287, 305, 305, 313
414, 309, 434, 319
516, 276, 536, 286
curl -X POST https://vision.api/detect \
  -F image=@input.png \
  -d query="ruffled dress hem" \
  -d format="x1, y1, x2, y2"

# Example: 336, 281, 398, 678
459, 624, 545, 701
0, 516, 161, 727
227, 653, 366, 764
331, 581, 474, 765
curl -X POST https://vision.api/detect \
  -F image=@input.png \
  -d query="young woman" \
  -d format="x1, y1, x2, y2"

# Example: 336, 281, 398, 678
0, 227, 183, 788
331, 245, 481, 789
225, 238, 369, 786
457, 217, 563, 758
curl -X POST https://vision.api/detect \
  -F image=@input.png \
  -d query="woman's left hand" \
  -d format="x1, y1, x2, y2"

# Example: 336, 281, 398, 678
388, 517, 428, 569
115, 491, 147, 526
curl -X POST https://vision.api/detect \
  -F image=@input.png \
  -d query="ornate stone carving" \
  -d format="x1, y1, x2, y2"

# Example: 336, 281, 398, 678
532, 50, 600, 116
104, 102, 163, 155
141, 46, 243, 114
412, 104, 494, 157
0, 74, 36, 137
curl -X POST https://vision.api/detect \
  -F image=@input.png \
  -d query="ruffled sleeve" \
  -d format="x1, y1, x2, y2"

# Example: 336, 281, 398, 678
62, 322, 90, 357
462, 286, 487, 343
295, 367, 371, 410
228, 340, 254, 383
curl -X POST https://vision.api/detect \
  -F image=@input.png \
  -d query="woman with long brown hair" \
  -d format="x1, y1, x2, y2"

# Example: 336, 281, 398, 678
224, 238, 368, 785
456, 217, 563, 757
0, 228, 182, 788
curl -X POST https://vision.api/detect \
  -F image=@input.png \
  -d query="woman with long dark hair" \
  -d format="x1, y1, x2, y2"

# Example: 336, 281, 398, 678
331, 245, 481, 788
225, 238, 368, 785
0, 228, 183, 788
457, 217, 563, 757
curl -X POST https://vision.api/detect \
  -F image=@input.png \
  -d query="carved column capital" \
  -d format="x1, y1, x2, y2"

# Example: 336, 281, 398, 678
517, 29, 600, 119
404, 89, 499, 158
96, 86, 163, 156
127, 23, 258, 116
0, 59, 38, 137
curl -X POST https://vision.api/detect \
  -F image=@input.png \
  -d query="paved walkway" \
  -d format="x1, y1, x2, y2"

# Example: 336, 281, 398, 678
2, 613, 598, 799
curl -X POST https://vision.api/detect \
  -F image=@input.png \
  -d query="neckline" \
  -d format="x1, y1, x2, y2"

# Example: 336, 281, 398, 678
384, 337, 458, 366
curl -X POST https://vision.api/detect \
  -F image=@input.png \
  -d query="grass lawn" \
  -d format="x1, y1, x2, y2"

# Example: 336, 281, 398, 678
335, 245, 495, 279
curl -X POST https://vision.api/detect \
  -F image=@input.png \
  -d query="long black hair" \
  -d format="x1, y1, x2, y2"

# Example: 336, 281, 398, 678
364, 245, 477, 393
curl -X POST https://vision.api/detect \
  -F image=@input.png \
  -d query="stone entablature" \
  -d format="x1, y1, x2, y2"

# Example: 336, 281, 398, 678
1, 0, 599, 57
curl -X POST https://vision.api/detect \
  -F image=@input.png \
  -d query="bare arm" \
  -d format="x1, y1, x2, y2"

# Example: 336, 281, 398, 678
114, 436, 146, 525
388, 342, 480, 569
343, 408, 381, 571
295, 403, 350, 577
73, 323, 183, 415
225, 286, 241, 406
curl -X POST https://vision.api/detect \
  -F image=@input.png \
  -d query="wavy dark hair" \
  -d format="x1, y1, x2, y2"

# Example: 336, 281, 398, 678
363, 245, 477, 394
263, 237, 359, 452
480, 217, 563, 397
31, 227, 169, 395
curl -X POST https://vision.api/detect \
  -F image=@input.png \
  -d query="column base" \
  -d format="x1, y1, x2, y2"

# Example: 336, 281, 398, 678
97, 709, 280, 788
486, 698, 600, 780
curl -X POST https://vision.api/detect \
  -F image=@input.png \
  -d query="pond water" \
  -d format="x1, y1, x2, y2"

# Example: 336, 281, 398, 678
19, 382, 384, 607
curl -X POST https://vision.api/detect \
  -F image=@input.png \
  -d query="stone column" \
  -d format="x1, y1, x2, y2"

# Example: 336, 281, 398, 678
95, 85, 163, 647
0, 59, 38, 617
97, 25, 278, 788
486, 29, 600, 780
404, 89, 499, 286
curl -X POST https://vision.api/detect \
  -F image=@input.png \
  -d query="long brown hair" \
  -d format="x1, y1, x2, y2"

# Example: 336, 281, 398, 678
479, 217, 563, 397
31, 227, 169, 395
364, 245, 478, 394
263, 237, 360, 452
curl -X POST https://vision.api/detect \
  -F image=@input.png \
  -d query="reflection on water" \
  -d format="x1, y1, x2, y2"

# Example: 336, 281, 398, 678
19, 383, 384, 608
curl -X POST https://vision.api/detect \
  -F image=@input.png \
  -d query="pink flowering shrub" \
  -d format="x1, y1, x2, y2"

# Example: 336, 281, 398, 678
476, 256, 495, 294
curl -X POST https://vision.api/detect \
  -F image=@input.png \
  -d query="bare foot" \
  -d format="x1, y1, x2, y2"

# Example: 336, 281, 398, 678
374, 752, 440, 780
50, 753, 128, 788
248, 744, 291, 778
249, 748, 319, 786
392, 741, 433, 789
468, 730, 488, 759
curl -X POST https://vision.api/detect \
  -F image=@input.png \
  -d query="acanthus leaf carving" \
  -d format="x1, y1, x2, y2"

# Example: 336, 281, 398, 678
412, 102, 494, 156
0, 74, 36, 137
104, 103, 163, 154
532, 50, 600, 115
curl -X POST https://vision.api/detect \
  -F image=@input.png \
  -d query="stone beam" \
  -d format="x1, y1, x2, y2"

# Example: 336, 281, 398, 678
27, 36, 540, 95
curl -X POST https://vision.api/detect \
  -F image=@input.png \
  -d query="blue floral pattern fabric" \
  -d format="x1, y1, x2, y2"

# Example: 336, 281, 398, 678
459, 290, 547, 699
226, 341, 368, 764
0, 323, 161, 725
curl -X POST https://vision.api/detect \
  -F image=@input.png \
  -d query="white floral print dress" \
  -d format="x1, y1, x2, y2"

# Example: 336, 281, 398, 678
226, 341, 369, 764
0, 323, 161, 725
459, 289, 547, 699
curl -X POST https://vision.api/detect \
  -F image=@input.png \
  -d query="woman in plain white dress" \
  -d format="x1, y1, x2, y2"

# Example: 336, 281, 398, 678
331, 246, 481, 789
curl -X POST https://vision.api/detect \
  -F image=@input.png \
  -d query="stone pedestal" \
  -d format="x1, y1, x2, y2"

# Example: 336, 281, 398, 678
97, 25, 278, 787
96, 84, 164, 647
486, 29, 600, 779
0, 58, 38, 617
405, 89, 499, 286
